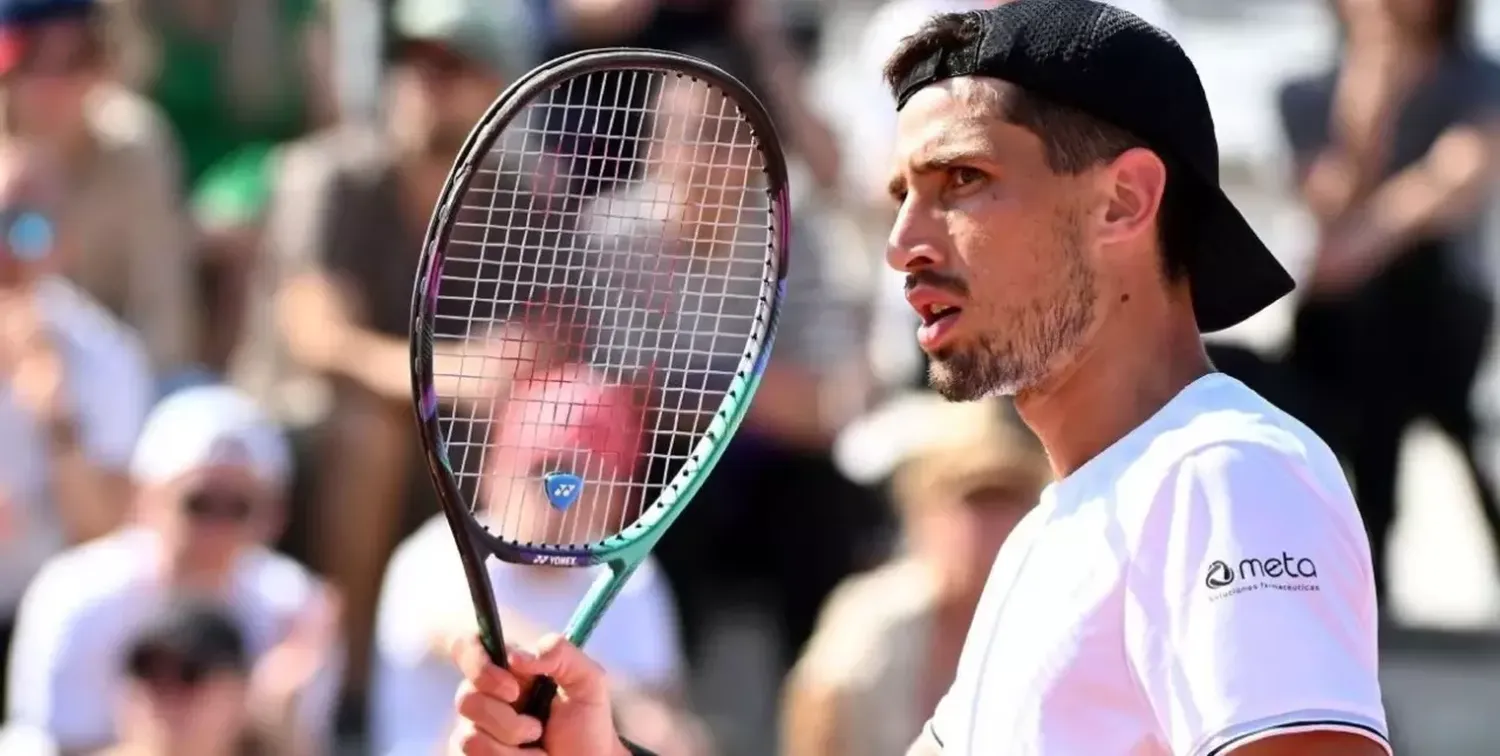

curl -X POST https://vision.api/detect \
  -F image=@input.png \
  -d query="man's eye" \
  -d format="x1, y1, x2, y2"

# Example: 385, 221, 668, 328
950, 167, 985, 187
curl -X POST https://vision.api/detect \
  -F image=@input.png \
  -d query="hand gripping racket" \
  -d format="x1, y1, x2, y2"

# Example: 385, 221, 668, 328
408, 49, 789, 737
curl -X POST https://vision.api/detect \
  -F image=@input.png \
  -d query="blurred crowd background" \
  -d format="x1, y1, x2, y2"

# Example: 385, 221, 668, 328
3, 0, 1500, 754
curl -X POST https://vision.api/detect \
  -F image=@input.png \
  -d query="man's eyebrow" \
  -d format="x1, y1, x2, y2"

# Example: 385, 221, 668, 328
887, 142, 996, 201
913, 143, 994, 170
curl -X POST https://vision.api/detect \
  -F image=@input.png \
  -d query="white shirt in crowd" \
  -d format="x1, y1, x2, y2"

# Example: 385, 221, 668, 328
372, 516, 685, 756
927, 373, 1389, 755
4, 527, 343, 750
0, 278, 152, 615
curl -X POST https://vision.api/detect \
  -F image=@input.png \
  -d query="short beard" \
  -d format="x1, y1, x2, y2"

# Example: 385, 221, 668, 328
928, 215, 1097, 401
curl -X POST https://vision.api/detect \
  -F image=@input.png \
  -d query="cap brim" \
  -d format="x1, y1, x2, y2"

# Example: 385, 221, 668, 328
1189, 183, 1296, 333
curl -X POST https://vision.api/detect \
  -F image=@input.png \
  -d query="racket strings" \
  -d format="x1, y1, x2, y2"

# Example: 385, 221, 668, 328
432, 67, 776, 550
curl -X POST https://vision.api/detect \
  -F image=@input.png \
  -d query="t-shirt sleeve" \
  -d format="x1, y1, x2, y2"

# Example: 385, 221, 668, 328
1124, 442, 1390, 756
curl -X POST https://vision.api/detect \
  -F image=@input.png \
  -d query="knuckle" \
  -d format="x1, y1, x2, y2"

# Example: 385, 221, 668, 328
453, 682, 485, 715
456, 731, 490, 756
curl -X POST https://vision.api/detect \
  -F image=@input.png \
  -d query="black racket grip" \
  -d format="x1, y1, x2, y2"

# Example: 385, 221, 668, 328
517, 675, 560, 749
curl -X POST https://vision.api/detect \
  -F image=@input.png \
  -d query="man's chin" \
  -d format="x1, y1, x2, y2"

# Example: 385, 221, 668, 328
928, 352, 1021, 400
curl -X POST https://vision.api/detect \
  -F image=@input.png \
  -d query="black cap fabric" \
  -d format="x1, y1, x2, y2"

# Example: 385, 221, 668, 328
892, 0, 1293, 333
124, 596, 249, 677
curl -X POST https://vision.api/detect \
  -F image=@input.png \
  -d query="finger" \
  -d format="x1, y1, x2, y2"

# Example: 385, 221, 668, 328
455, 679, 546, 745
449, 718, 549, 756
508, 633, 611, 706
451, 635, 523, 702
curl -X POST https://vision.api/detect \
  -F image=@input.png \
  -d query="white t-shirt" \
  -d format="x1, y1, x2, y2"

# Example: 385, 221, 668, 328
371, 516, 685, 756
927, 373, 1389, 755
4, 527, 343, 751
0, 278, 153, 614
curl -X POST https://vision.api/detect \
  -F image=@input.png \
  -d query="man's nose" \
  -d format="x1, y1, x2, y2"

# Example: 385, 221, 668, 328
886, 199, 948, 273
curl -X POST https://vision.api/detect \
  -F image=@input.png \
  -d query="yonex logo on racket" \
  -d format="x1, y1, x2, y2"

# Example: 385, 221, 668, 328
543, 473, 584, 511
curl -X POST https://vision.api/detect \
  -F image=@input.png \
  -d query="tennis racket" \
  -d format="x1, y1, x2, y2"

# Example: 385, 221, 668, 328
408, 48, 790, 734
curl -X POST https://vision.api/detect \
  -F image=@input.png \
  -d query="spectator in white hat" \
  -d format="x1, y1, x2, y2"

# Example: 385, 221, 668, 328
4, 384, 344, 755
781, 393, 1051, 756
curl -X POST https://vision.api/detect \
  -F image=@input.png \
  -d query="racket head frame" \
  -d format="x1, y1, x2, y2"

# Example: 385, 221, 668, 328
409, 48, 791, 648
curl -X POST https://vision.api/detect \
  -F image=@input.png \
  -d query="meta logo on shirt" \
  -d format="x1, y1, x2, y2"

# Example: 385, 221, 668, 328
1205, 552, 1320, 600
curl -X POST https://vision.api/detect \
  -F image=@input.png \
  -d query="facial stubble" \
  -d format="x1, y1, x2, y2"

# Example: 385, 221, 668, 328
928, 211, 1098, 400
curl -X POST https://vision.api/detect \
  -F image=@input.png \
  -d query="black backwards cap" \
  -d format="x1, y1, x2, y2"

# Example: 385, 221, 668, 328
892, 0, 1294, 333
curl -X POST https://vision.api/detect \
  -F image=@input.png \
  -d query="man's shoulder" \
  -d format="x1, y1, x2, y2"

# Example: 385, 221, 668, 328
386, 516, 456, 576
816, 560, 936, 636
1145, 374, 1335, 467
274, 125, 397, 196
39, 279, 150, 367
1100, 375, 1350, 518
25, 530, 154, 619
83, 83, 178, 163
793, 560, 934, 686
236, 546, 320, 611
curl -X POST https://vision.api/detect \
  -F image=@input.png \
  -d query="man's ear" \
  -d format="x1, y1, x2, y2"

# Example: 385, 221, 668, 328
1097, 147, 1167, 247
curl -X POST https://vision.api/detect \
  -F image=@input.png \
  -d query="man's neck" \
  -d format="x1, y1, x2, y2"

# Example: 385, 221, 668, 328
161, 549, 236, 594
1015, 291, 1210, 479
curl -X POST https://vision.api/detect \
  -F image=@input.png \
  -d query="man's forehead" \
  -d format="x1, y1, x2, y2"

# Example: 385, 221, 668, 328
890, 78, 1024, 166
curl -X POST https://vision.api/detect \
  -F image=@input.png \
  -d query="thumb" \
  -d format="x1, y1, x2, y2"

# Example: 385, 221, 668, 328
509, 633, 611, 706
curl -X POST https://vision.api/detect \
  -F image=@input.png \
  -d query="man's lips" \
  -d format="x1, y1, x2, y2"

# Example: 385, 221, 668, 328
905, 284, 966, 326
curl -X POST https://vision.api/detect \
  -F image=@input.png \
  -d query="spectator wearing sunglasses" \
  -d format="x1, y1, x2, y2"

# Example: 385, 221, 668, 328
5, 384, 343, 755
0, 139, 151, 715
101, 597, 300, 756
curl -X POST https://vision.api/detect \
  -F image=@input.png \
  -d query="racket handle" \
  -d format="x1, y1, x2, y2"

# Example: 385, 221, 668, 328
517, 675, 560, 748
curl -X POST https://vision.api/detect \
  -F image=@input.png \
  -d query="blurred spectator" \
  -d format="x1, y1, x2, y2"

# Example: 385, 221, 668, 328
0, 139, 150, 713
541, 0, 841, 193
1277, 0, 1500, 598
106, 0, 332, 189
781, 394, 1049, 756
551, 74, 878, 691
100, 597, 313, 756
0, 0, 198, 374
240, 0, 543, 708
372, 365, 707, 756
191, 143, 273, 373
4, 384, 343, 753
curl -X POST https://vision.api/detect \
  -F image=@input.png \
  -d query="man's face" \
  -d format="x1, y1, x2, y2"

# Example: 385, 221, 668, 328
144, 466, 279, 571
120, 655, 250, 754
388, 42, 501, 159
2, 19, 99, 139
886, 79, 1101, 400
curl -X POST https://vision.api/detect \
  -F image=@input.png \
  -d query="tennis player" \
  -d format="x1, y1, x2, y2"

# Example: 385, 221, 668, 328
444, 2, 1390, 755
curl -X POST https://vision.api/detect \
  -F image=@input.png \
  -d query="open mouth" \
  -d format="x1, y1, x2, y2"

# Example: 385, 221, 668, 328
917, 302, 963, 327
